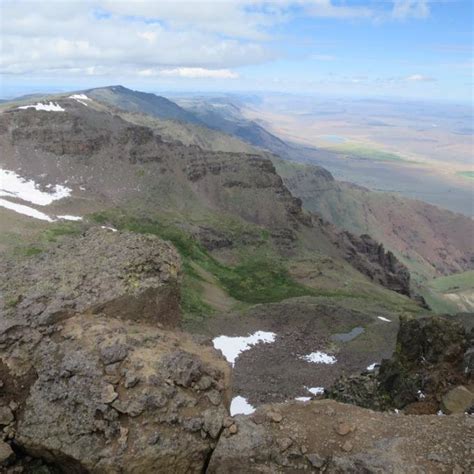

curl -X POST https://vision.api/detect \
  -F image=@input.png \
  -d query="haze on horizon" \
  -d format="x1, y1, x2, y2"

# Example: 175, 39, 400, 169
1, 0, 473, 103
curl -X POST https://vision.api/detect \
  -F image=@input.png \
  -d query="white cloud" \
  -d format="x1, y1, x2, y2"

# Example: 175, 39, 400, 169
304, 0, 374, 19
392, 0, 430, 20
139, 67, 239, 79
406, 74, 436, 82
0, 1, 433, 80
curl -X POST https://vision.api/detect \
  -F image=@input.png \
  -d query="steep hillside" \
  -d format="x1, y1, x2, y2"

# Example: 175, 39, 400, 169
86, 85, 203, 124
274, 159, 474, 311
175, 97, 293, 156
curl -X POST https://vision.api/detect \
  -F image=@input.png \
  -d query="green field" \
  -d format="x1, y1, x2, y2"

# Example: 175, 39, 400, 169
427, 270, 474, 293
327, 143, 410, 163
457, 171, 474, 180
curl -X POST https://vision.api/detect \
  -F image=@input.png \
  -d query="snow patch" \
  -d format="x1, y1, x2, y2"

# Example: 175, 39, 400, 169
417, 390, 426, 400
0, 199, 53, 222
230, 396, 255, 416
300, 351, 336, 364
18, 102, 65, 112
0, 169, 71, 206
101, 226, 118, 232
69, 94, 91, 106
58, 215, 82, 221
366, 363, 378, 371
295, 397, 311, 402
307, 387, 325, 395
212, 331, 276, 367
378, 316, 391, 322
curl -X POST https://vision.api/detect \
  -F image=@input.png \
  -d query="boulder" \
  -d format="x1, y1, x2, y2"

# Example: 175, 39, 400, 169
0, 313, 230, 472
441, 386, 474, 414
0, 230, 231, 472
0, 228, 181, 329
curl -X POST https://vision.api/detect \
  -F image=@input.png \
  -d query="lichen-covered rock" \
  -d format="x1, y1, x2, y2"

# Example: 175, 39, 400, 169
0, 314, 230, 472
0, 228, 181, 329
207, 400, 473, 473
441, 386, 474, 414
327, 315, 471, 413
0, 230, 231, 472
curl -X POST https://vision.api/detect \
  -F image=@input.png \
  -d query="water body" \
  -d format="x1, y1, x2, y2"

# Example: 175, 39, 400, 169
331, 326, 365, 342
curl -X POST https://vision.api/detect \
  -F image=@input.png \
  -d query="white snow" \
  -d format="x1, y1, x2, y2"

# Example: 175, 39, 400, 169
307, 387, 325, 395
69, 94, 91, 106
437, 410, 445, 416
0, 198, 53, 221
58, 215, 82, 221
18, 102, 65, 112
230, 396, 255, 416
300, 351, 336, 364
0, 168, 71, 206
295, 396, 311, 402
101, 225, 118, 232
69, 94, 90, 101
417, 390, 426, 400
366, 363, 378, 371
212, 331, 276, 367
378, 316, 392, 322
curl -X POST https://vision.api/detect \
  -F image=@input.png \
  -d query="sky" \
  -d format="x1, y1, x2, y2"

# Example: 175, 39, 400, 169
1, 0, 473, 102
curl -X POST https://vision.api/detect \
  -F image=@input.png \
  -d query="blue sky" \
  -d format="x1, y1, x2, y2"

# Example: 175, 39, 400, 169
1, 1, 473, 102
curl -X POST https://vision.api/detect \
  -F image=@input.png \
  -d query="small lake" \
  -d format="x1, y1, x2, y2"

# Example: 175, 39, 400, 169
331, 326, 365, 342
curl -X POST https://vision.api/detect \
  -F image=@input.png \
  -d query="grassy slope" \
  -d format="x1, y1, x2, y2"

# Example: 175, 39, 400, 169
323, 143, 410, 163
457, 171, 474, 180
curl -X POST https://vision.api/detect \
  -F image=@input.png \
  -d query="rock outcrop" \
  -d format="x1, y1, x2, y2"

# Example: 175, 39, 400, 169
207, 399, 473, 473
327, 315, 473, 413
0, 228, 181, 329
337, 231, 411, 296
0, 229, 232, 472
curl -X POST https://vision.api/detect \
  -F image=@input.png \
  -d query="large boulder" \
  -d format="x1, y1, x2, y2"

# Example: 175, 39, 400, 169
208, 399, 472, 473
0, 314, 230, 472
0, 229, 232, 472
0, 228, 181, 329
441, 386, 474, 414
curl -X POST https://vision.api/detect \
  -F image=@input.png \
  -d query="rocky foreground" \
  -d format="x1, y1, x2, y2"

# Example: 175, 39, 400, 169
0, 229, 472, 472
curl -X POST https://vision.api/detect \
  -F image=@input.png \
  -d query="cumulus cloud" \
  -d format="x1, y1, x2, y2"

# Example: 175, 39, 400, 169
0, 1, 433, 80
139, 67, 239, 79
392, 0, 430, 20
406, 74, 436, 82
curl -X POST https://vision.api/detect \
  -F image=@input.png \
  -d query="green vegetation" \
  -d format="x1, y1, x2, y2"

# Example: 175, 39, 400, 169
41, 221, 84, 242
13, 246, 43, 257
457, 171, 474, 180
328, 143, 409, 163
90, 210, 319, 316
427, 270, 474, 293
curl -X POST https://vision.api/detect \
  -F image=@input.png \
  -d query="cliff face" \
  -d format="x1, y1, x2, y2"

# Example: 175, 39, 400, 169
337, 231, 411, 296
